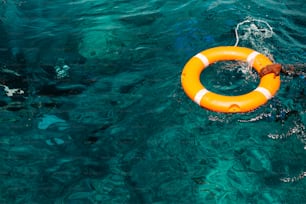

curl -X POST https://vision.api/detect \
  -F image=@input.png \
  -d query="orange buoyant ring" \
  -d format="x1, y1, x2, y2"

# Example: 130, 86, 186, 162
181, 46, 281, 113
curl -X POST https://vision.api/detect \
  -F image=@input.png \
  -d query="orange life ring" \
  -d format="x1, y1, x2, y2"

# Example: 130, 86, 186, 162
181, 46, 281, 113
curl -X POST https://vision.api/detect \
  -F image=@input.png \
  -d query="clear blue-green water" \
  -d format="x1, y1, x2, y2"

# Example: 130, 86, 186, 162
0, 0, 305, 203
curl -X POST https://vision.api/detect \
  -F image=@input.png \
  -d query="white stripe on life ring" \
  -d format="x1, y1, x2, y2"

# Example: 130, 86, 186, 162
195, 53, 209, 67
194, 88, 210, 105
255, 87, 272, 100
247, 51, 259, 65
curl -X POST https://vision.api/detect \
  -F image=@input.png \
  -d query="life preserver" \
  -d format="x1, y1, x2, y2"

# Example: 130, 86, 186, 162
181, 46, 281, 113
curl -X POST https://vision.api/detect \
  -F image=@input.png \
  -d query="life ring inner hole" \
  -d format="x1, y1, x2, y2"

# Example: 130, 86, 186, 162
200, 60, 260, 96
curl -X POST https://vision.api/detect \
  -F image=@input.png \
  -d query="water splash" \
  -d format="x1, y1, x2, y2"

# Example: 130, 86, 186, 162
233, 17, 274, 76
280, 171, 306, 183
234, 17, 273, 47
267, 121, 306, 149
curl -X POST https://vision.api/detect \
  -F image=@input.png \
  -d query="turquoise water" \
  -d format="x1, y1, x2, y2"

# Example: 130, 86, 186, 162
0, 0, 305, 203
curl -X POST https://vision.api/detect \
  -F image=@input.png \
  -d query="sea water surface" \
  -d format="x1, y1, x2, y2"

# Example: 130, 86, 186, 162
0, 0, 305, 203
